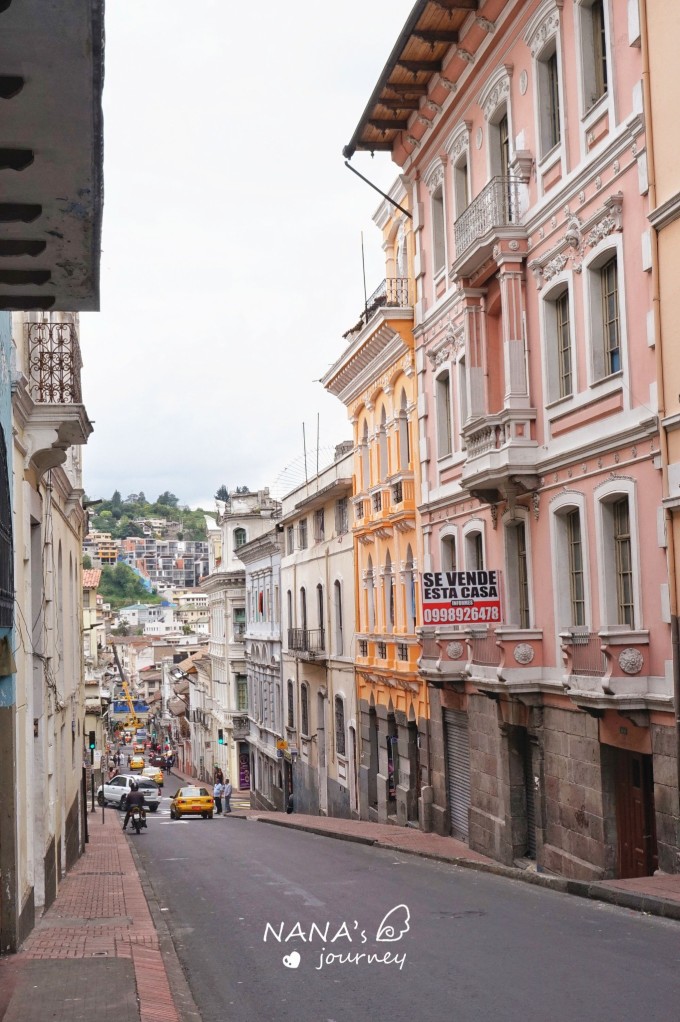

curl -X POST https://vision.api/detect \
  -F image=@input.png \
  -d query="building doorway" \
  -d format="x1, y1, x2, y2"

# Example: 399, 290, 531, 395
615, 749, 657, 878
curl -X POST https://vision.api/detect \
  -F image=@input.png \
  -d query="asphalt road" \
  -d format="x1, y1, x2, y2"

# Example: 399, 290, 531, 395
133, 786, 680, 1022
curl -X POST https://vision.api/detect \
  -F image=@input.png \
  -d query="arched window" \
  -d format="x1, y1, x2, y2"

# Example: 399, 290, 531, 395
301, 683, 309, 736
334, 579, 343, 655
441, 534, 457, 572
234, 527, 247, 549
335, 696, 346, 757
287, 680, 294, 728
316, 583, 324, 646
300, 587, 307, 632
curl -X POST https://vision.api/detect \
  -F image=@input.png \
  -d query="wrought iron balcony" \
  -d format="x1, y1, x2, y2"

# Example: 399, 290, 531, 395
452, 177, 525, 277
287, 627, 326, 659
14, 318, 92, 474
343, 277, 413, 339
28, 320, 82, 403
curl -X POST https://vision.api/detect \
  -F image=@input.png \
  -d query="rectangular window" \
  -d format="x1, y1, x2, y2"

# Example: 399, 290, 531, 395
567, 510, 585, 627
432, 186, 446, 273
298, 519, 308, 550
286, 525, 294, 555
313, 508, 325, 543
516, 522, 530, 630
556, 292, 572, 398
436, 371, 452, 457
359, 639, 368, 657
397, 643, 409, 662
377, 641, 387, 660
601, 258, 620, 375
547, 51, 561, 151
614, 498, 634, 627
237, 675, 248, 711
335, 498, 349, 535
592, 0, 608, 100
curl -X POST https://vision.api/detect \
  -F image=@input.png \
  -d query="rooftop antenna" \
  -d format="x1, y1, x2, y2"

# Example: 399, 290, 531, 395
303, 422, 308, 484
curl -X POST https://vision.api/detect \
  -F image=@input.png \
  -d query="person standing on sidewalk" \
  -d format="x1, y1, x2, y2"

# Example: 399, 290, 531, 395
213, 779, 224, 815
223, 778, 232, 813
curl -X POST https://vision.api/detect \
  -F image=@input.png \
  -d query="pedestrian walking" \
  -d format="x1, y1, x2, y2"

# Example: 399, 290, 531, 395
223, 778, 232, 813
214, 767, 224, 785
213, 779, 224, 815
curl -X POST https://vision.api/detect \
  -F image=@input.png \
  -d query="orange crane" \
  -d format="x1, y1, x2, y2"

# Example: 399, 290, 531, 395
112, 644, 142, 730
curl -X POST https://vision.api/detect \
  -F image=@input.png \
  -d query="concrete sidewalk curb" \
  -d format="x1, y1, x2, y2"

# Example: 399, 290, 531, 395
253, 816, 680, 922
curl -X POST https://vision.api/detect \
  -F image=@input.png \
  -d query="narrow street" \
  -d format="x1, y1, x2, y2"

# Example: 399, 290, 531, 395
134, 786, 680, 1022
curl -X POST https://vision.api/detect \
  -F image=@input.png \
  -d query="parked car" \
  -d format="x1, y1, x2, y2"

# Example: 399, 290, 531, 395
142, 765, 164, 787
97, 774, 161, 812
170, 786, 214, 820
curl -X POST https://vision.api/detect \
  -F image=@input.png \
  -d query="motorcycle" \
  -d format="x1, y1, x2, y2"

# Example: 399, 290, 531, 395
129, 805, 147, 834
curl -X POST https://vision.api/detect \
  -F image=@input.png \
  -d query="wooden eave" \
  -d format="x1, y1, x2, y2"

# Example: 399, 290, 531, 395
342, 0, 479, 159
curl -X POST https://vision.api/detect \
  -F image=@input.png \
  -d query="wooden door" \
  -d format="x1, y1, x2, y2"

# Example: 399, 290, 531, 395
615, 750, 657, 878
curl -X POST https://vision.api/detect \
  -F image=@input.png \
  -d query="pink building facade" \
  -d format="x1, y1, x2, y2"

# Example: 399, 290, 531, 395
344, 0, 675, 879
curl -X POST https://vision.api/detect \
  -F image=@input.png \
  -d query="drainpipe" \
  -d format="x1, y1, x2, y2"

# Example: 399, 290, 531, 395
639, 0, 680, 799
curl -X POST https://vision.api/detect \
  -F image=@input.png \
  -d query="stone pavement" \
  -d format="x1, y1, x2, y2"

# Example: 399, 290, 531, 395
0, 800, 199, 1022
3, 772, 680, 1022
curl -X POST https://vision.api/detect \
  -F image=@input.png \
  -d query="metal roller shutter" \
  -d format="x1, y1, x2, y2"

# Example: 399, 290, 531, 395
444, 709, 471, 841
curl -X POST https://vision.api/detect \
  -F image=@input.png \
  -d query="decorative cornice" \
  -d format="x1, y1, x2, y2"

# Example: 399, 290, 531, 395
649, 191, 680, 232
477, 64, 513, 122
529, 192, 623, 288
524, 0, 562, 57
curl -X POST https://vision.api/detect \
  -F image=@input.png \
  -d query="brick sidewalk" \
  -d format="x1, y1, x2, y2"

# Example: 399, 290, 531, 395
0, 806, 188, 1022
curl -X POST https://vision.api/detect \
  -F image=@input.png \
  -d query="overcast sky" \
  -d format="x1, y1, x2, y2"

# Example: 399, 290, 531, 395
80, 0, 415, 509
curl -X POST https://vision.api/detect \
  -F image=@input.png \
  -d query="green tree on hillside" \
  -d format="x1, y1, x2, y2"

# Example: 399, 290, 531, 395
98, 563, 162, 609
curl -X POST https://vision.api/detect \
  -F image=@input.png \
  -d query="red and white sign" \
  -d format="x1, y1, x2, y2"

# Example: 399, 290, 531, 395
421, 570, 502, 625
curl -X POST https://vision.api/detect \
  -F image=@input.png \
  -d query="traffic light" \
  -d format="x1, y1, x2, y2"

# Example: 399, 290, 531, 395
218, 729, 224, 745
88, 730, 96, 750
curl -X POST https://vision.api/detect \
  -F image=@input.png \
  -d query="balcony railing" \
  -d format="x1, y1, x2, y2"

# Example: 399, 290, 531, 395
469, 629, 501, 667
344, 278, 413, 337
453, 176, 522, 262
27, 321, 82, 404
562, 631, 606, 677
288, 628, 325, 656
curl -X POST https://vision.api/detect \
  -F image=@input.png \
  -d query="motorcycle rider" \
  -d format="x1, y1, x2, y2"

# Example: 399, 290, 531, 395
122, 780, 146, 831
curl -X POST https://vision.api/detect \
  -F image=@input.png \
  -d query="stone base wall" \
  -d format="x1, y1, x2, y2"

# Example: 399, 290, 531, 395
468, 693, 513, 864
540, 707, 611, 881
651, 725, 680, 874
327, 776, 351, 818
293, 760, 320, 816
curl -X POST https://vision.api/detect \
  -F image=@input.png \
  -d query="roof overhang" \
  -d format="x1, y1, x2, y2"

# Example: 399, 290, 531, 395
0, 0, 104, 311
342, 0, 480, 160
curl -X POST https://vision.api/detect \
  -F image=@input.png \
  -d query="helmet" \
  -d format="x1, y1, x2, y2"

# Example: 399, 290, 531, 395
129, 780, 138, 791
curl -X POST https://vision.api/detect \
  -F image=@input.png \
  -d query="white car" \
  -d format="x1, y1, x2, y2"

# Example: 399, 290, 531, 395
96, 774, 161, 812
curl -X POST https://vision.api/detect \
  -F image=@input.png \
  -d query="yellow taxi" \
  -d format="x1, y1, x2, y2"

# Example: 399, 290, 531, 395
129, 754, 145, 771
170, 786, 215, 820
133, 741, 145, 753
142, 765, 164, 787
